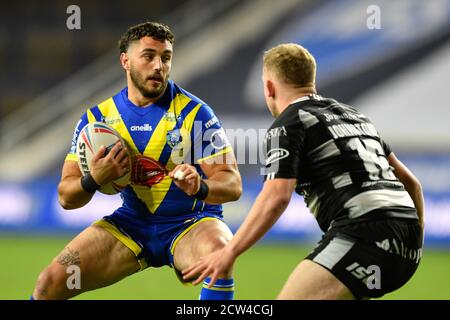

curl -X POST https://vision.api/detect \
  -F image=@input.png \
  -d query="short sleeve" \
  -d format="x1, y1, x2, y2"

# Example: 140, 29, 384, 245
264, 113, 305, 181
65, 112, 88, 161
380, 138, 392, 156
190, 104, 232, 164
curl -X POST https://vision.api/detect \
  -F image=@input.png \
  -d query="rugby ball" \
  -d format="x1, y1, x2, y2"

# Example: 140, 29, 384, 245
76, 122, 131, 194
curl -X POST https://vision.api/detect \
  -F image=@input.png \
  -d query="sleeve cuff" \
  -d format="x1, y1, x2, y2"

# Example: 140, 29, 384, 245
65, 153, 78, 161
197, 146, 233, 163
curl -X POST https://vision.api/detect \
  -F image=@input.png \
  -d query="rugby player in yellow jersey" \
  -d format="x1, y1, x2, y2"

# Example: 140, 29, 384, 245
31, 22, 242, 300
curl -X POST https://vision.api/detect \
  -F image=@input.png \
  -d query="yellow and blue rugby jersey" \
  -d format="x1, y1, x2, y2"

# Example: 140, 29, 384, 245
66, 80, 233, 218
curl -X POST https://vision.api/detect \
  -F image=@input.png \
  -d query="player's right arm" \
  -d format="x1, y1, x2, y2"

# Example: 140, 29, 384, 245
388, 152, 425, 229
58, 160, 94, 209
58, 143, 129, 209
59, 111, 130, 209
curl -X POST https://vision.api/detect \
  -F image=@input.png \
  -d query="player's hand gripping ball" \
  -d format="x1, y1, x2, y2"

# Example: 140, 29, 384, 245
76, 122, 131, 194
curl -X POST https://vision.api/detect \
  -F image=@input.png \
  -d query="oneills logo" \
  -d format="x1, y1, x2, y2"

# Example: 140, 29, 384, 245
266, 148, 289, 165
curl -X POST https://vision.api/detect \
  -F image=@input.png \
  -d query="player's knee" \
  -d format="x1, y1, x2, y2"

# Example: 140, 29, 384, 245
202, 235, 229, 255
34, 263, 73, 300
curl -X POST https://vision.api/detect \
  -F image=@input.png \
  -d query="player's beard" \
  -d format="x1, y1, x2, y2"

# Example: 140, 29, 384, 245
130, 66, 168, 99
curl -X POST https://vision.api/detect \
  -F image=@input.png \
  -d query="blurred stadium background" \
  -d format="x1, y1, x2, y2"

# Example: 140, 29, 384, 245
1, 0, 450, 300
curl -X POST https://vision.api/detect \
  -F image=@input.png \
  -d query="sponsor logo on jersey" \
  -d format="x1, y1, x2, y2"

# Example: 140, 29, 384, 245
205, 116, 219, 129
163, 112, 177, 122
130, 124, 153, 132
102, 115, 122, 126
323, 112, 365, 122
264, 126, 287, 142
266, 148, 289, 165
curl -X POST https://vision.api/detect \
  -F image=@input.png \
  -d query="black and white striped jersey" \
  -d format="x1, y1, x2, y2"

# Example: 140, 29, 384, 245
263, 95, 418, 232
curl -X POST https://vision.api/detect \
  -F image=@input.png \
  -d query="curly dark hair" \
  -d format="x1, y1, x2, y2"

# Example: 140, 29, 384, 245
118, 22, 175, 54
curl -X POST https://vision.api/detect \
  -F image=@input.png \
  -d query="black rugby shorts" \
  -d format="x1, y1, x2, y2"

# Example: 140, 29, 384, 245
306, 218, 423, 299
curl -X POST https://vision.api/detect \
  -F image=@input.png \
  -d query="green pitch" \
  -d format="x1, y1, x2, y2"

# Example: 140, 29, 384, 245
1, 235, 449, 300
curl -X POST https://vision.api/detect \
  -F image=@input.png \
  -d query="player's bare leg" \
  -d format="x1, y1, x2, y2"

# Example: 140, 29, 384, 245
277, 259, 355, 300
173, 219, 233, 277
173, 218, 235, 299
32, 224, 140, 300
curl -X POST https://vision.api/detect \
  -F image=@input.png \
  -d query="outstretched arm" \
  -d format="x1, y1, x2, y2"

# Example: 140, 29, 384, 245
182, 178, 296, 286
388, 152, 425, 228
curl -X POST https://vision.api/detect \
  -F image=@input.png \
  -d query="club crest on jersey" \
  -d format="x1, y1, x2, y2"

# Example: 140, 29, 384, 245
167, 129, 183, 148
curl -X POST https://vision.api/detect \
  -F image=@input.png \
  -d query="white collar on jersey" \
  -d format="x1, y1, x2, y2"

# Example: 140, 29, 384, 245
289, 94, 324, 105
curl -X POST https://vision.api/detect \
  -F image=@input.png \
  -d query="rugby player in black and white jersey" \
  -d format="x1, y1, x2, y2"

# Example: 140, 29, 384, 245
183, 43, 424, 300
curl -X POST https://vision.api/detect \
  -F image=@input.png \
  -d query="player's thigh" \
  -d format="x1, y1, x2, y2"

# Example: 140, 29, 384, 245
277, 259, 355, 300
173, 218, 233, 271
52, 224, 140, 290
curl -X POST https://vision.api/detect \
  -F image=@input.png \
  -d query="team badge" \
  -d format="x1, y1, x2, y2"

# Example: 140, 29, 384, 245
166, 129, 183, 148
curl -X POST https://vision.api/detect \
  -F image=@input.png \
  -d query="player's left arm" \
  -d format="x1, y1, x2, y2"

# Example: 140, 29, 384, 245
169, 103, 241, 204
182, 111, 303, 285
169, 151, 242, 204
388, 152, 425, 228
182, 177, 296, 285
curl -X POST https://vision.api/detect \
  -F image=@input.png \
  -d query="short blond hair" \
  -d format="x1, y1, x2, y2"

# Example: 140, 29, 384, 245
263, 43, 316, 87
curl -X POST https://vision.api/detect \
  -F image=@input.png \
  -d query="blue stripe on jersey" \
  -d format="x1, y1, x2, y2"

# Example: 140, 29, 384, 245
122, 180, 201, 217
153, 185, 197, 215
153, 100, 205, 215
120, 186, 151, 216
158, 99, 201, 165
90, 105, 103, 121
69, 113, 89, 155
112, 91, 166, 154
